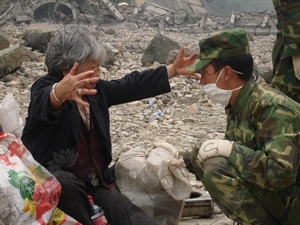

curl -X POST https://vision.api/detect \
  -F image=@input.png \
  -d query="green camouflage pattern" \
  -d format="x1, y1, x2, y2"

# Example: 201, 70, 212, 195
187, 28, 250, 72
191, 81, 300, 224
270, 0, 300, 103
272, 0, 300, 59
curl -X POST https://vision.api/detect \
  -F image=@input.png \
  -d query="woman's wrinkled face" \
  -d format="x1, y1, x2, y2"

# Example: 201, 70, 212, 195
77, 59, 101, 78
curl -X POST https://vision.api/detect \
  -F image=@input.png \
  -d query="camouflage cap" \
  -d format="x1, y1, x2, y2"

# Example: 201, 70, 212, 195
187, 28, 250, 72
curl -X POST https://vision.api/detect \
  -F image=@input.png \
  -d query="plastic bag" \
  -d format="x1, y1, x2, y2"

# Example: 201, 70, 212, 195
0, 131, 81, 225
48, 208, 81, 225
0, 93, 23, 138
115, 142, 192, 225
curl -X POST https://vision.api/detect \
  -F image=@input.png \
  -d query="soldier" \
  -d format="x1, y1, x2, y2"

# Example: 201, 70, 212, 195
187, 28, 300, 225
271, 0, 300, 103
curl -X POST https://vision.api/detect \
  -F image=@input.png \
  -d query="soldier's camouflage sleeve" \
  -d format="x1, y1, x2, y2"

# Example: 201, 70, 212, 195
272, 0, 300, 59
225, 81, 300, 191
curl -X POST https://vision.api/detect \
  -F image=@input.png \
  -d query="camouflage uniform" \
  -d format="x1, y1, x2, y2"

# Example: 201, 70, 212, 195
270, 0, 300, 103
192, 81, 300, 225
188, 28, 300, 224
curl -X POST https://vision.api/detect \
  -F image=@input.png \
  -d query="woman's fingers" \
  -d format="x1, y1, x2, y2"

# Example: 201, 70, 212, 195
64, 70, 99, 89
77, 76, 100, 87
69, 62, 79, 75
75, 88, 97, 97
76, 97, 90, 107
76, 70, 95, 79
57, 63, 100, 102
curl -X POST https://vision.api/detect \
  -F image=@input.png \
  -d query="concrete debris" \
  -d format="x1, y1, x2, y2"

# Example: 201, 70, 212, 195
101, 0, 124, 22
0, 45, 39, 78
24, 23, 59, 53
0, 0, 277, 35
141, 33, 181, 65
0, 28, 10, 50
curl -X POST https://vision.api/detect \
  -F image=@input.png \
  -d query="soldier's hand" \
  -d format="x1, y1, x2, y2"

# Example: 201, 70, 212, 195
197, 140, 233, 163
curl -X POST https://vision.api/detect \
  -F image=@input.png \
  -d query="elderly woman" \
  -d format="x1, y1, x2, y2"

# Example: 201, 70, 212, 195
21, 25, 198, 225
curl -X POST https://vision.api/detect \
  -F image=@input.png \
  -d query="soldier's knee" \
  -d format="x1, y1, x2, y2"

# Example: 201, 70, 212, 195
202, 157, 230, 190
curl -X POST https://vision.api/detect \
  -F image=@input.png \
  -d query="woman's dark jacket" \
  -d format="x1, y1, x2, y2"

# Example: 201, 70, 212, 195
21, 66, 170, 183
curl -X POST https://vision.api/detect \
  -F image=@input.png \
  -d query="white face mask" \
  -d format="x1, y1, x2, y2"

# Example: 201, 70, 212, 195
203, 68, 243, 106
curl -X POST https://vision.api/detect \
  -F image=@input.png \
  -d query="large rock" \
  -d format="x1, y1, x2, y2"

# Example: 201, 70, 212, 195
141, 34, 181, 65
258, 66, 273, 84
103, 45, 116, 67
0, 29, 9, 50
24, 23, 59, 53
0, 45, 39, 78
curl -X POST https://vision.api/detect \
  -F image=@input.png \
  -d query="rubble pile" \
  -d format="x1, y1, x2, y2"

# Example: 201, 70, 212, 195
0, 0, 277, 35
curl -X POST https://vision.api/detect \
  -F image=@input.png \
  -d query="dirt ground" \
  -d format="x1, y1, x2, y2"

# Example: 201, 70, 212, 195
179, 213, 234, 225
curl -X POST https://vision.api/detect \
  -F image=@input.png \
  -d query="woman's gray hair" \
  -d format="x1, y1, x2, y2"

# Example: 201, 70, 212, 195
45, 24, 106, 79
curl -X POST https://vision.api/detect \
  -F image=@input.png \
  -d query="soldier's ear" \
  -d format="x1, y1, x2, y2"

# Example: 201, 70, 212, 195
223, 66, 234, 81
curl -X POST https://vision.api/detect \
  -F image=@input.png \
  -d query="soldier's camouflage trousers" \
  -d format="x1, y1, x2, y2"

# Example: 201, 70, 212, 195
271, 55, 300, 104
191, 143, 300, 225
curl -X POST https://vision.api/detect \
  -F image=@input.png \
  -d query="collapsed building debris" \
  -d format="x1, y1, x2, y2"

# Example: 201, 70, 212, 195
0, 0, 277, 36
0, 0, 124, 26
